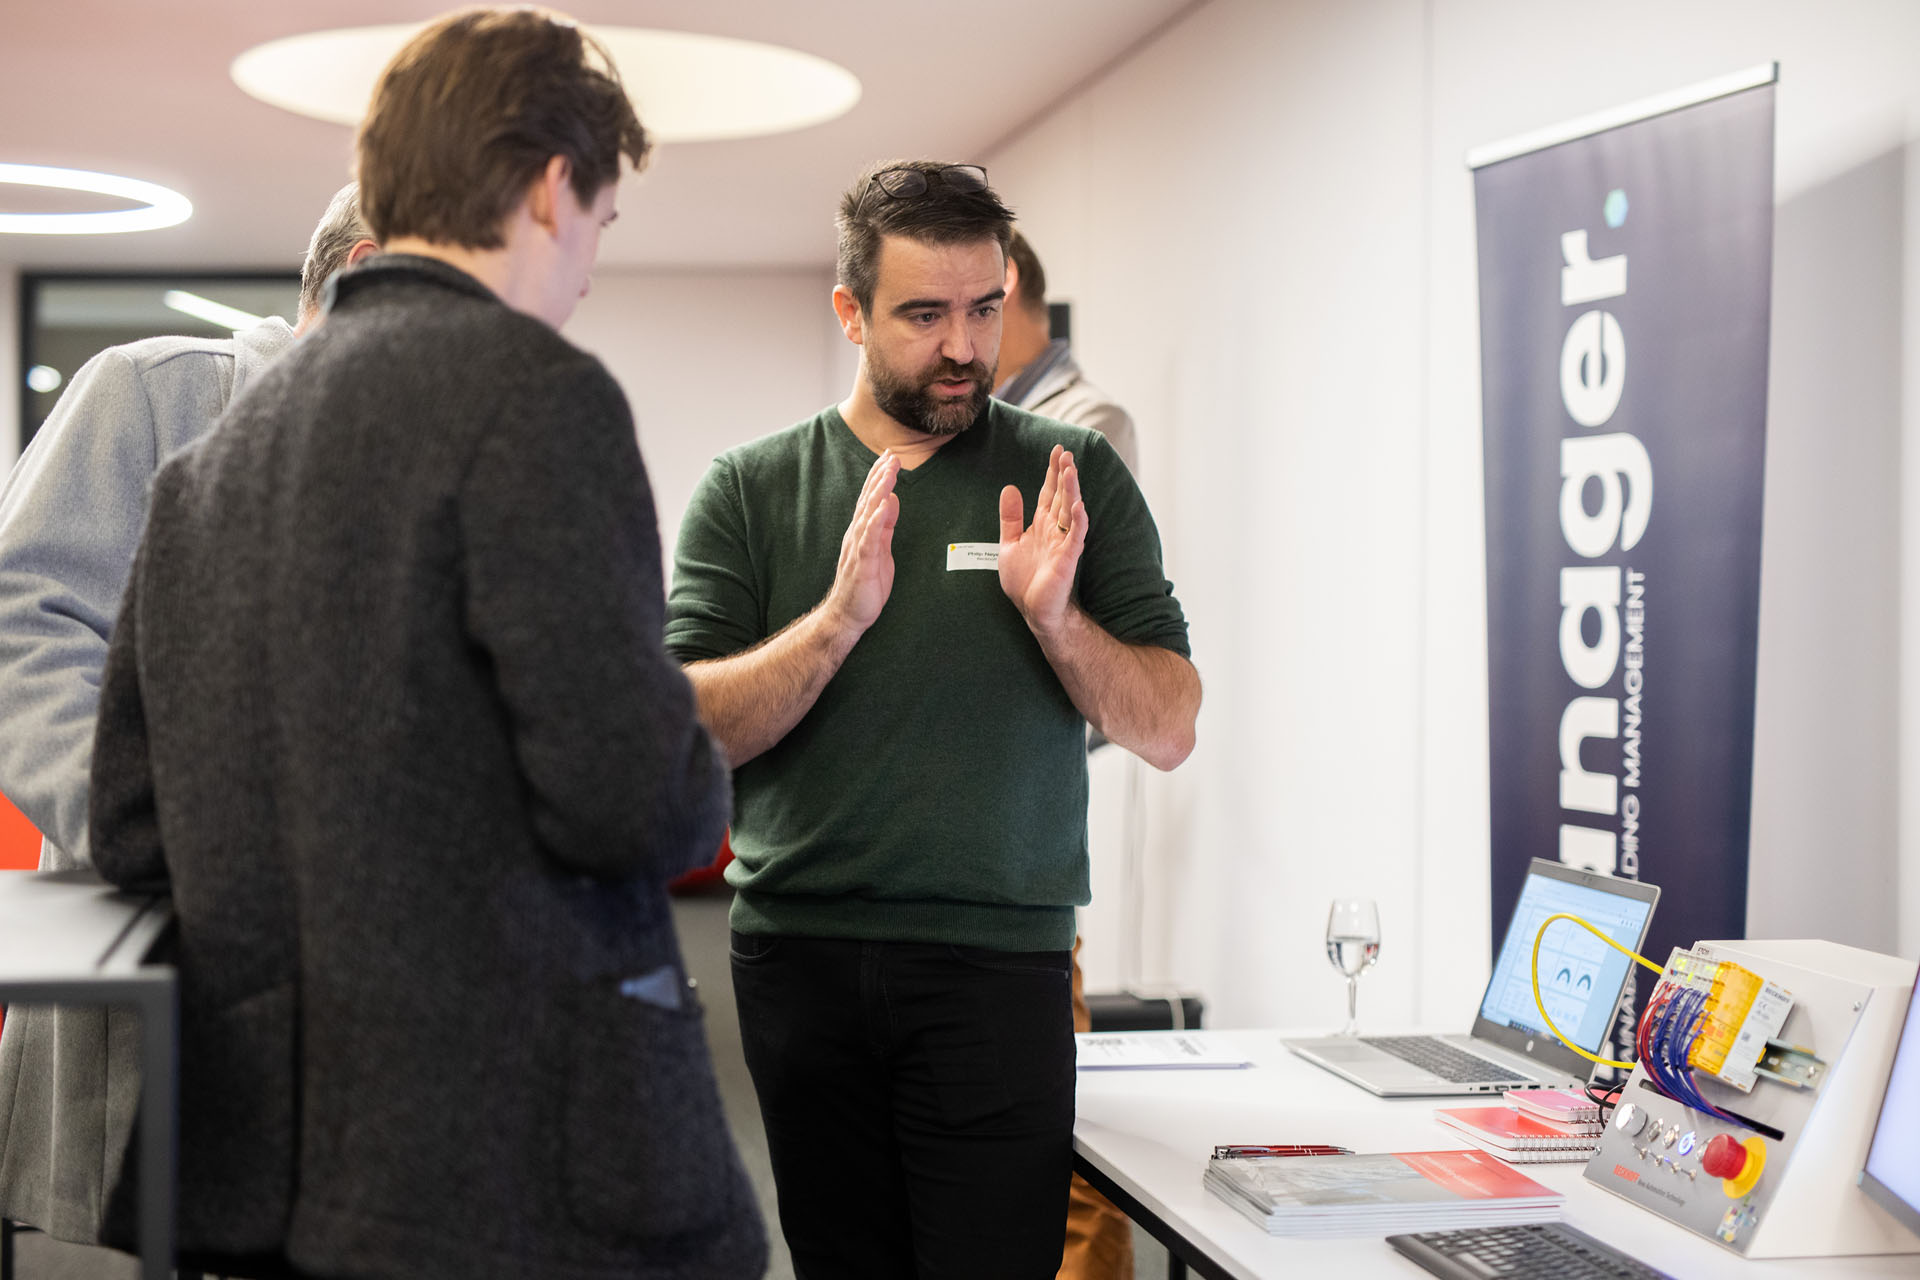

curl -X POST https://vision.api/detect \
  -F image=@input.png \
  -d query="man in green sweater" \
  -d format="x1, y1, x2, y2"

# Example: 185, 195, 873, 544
666, 159, 1200, 1279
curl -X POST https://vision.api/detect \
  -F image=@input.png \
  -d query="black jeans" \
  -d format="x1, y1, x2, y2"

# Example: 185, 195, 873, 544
730, 933, 1076, 1280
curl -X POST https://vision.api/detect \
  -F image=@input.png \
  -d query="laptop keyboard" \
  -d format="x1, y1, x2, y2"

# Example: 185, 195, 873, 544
1361, 1035, 1531, 1083
1388, 1222, 1674, 1279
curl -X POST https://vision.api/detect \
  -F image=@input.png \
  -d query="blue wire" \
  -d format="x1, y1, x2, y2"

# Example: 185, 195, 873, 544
1656, 989, 1720, 1119
1649, 988, 1689, 1102
1670, 989, 1743, 1127
1672, 993, 1716, 1114
1683, 1019, 1737, 1125
1659, 994, 1695, 1107
1636, 978, 1751, 1133
1638, 988, 1679, 1102
1673, 993, 1719, 1115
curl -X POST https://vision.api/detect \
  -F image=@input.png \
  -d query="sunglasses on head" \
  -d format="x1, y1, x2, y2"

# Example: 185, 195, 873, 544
858, 164, 989, 212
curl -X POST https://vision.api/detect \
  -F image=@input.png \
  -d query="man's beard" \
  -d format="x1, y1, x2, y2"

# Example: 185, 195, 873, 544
869, 353, 994, 437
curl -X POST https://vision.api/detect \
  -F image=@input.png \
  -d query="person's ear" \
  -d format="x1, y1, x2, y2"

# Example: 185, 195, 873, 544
526, 155, 572, 234
346, 239, 379, 266
1004, 254, 1020, 300
832, 285, 865, 346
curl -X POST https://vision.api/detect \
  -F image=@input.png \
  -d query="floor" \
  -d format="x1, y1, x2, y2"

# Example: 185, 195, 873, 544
9, 889, 1165, 1279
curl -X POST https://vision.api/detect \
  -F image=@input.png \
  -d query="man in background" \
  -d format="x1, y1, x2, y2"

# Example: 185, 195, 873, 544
0, 183, 375, 1251
89, 10, 763, 1277
994, 228, 1142, 1280
996, 230, 1137, 474
668, 159, 1198, 1278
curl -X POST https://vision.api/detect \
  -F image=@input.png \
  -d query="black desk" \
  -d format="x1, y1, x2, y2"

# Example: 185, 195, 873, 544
0, 870, 176, 1280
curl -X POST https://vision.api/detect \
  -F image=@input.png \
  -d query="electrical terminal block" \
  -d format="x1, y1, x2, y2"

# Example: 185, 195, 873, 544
1685, 958, 1794, 1092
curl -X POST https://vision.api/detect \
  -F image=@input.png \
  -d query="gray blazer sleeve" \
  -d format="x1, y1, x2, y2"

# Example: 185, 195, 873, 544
90, 526, 167, 893
0, 349, 161, 867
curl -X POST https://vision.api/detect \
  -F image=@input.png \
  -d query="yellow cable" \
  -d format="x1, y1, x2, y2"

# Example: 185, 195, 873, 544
1529, 912, 1665, 1069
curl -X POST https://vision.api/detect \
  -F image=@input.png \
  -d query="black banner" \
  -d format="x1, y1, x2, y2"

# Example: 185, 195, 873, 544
1473, 73, 1776, 1065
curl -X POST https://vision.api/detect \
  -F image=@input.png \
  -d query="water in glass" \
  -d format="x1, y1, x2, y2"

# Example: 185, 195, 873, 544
1325, 898, 1380, 1035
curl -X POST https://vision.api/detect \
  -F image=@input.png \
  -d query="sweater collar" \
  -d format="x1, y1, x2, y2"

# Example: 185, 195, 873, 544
322, 252, 501, 316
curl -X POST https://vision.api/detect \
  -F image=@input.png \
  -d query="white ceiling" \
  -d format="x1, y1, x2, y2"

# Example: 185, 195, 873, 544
1, 0, 1197, 273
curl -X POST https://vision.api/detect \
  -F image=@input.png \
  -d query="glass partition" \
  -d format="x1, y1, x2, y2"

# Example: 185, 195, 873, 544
19, 273, 300, 450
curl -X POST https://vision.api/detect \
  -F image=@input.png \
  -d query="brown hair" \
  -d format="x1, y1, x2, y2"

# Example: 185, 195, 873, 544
355, 7, 649, 250
1006, 230, 1048, 318
836, 160, 1015, 314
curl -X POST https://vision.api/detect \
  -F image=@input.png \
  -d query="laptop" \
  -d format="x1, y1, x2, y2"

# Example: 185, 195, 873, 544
1284, 858, 1660, 1097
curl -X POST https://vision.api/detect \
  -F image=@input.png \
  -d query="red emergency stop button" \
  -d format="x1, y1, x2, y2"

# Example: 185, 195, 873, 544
1701, 1133, 1767, 1197
1700, 1134, 1746, 1179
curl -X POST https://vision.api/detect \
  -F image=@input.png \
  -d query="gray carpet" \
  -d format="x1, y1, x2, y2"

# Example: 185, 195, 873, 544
8, 889, 1162, 1279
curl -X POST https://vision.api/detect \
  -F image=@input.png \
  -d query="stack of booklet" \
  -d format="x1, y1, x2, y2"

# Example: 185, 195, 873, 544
1203, 1149, 1563, 1237
1433, 1088, 1605, 1164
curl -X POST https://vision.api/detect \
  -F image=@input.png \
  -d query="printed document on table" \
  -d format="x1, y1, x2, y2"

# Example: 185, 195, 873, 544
1075, 1032, 1252, 1071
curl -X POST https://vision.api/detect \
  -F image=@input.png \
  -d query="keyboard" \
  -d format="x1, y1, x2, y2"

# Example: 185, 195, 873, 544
1362, 1035, 1531, 1083
1387, 1222, 1673, 1279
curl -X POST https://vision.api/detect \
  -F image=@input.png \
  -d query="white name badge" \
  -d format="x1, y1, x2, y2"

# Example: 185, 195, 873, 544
946, 542, 1000, 571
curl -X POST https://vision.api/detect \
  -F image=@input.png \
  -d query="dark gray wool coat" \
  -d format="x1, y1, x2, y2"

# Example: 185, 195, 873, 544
89, 255, 766, 1280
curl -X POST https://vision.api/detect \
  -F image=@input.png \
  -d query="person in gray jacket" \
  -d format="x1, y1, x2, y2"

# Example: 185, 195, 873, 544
0, 182, 374, 1250
90, 9, 763, 1279
994, 230, 1138, 474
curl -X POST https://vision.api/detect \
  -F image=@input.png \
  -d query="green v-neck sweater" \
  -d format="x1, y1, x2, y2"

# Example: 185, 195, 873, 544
666, 402, 1189, 951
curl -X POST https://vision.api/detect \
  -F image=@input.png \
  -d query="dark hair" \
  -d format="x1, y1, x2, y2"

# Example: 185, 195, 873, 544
1006, 230, 1048, 317
836, 159, 1015, 314
355, 7, 649, 250
297, 183, 374, 321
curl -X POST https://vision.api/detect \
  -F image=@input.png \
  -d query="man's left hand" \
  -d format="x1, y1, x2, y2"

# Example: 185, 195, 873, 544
997, 444, 1085, 636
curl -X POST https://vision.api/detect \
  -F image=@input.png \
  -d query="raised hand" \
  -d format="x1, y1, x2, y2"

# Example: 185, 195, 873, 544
997, 444, 1086, 636
824, 450, 901, 635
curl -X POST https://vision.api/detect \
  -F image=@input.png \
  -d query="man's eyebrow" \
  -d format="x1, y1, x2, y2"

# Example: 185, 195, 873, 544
889, 287, 1007, 316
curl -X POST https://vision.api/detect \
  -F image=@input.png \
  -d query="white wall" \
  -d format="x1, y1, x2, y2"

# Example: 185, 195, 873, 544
990, 0, 1920, 1029
561, 269, 849, 561
992, 0, 1433, 1030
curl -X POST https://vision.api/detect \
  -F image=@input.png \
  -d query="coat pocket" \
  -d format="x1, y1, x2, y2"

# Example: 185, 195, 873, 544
561, 974, 739, 1240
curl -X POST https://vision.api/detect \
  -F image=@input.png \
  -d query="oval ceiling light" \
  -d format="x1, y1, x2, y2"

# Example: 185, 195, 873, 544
0, 164, 192, 235
233, 25, 861, 143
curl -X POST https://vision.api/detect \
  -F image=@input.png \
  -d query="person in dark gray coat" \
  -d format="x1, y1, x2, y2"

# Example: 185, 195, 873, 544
88, 9, 764, 1279
0, 183, 374, 1253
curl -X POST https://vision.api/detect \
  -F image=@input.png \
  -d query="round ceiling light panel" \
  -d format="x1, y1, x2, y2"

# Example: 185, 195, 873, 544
232, 25, 861, 143
0, 164, 192, 235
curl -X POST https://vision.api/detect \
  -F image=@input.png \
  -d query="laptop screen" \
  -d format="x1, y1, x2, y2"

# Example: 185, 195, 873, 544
1478, 863, 1657, 1053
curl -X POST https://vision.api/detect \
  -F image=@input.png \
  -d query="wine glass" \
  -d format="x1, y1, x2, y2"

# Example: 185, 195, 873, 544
1325, 898, 1381, 1036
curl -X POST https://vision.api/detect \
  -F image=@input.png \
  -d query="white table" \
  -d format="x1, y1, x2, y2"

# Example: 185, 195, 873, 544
1073, 1029, 1920, 1280
0, 870, 175, 1280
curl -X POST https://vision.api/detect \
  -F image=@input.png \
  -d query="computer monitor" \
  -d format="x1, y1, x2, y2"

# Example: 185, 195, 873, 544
1860, 962, 1920, 1242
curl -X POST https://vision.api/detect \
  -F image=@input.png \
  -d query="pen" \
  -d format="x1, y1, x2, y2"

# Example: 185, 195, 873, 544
1212, 1144, 1353, 1158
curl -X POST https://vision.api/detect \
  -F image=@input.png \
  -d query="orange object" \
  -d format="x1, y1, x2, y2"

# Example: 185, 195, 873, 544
0, 791, 41, 871
0, 793, 35, 1037
668, 830, 735, 894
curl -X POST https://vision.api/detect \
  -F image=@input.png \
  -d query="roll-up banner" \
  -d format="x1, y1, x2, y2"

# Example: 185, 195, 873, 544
1470, 66, 1777, 1068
